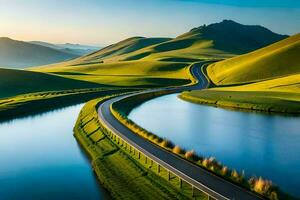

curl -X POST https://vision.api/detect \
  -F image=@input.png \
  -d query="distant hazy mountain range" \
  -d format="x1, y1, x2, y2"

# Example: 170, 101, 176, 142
29, 41, 100, 56
0, 20, 287, 70
0, 38, 100, 68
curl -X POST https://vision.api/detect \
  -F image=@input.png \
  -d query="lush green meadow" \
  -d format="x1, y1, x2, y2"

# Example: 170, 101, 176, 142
31, 60, 193, 87
0, 68, 103, 99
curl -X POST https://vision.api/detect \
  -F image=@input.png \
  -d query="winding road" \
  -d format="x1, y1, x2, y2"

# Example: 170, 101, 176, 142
97, 63, 263, 200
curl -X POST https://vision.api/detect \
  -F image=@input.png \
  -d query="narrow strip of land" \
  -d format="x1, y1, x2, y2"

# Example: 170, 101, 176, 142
97, 63, 263, 200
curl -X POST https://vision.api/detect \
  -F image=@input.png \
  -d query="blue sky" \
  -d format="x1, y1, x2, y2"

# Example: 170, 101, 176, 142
0, 0, 299, 45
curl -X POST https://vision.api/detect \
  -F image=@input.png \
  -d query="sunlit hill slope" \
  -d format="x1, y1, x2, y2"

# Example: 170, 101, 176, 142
182, 34, 300, 113
207, 33, 300, 86
31, 20, 287, 89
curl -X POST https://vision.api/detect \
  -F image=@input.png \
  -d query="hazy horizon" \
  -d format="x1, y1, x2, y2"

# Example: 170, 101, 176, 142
0, 0, 299, 46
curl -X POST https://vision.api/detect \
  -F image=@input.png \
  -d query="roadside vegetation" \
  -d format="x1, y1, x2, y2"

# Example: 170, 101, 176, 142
111, 92, 281, 200
74, 94, 207, 200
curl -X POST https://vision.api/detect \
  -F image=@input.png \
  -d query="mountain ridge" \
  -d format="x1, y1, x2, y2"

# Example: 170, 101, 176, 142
0, 37, 79, 68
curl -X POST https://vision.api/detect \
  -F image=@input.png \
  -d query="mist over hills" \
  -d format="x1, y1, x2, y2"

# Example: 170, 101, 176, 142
0, 20, 288, 71
0, 38, 101, 69
30, 41, 100, 56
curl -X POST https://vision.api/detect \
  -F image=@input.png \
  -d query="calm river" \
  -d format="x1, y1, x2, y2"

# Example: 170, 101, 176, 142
128, 94, 300, 198
0, 104, 110, 200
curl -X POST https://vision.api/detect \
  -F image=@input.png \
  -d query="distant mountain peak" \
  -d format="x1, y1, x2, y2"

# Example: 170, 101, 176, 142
0, 37, 14, 41
189, 19, 283, 35
179, 20, 288, 54
220, 19, 239, 24
0, 38, 79, 68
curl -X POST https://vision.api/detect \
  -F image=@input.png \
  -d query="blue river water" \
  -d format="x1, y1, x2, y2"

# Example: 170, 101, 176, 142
0, 104, 110, 200
128, 94, 300, 198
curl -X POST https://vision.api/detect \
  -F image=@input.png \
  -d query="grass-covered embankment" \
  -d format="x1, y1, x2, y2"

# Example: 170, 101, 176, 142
0, 88, 136, 122
180, 90, 300, 114
74, 95, 207, 200
111, 92, 280, 200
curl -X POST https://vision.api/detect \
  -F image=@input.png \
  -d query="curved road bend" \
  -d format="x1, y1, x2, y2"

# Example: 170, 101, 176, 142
98, 63, 263, 200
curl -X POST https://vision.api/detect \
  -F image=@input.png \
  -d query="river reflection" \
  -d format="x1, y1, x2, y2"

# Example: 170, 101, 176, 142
0, 104, 110, 200
128, 94, 300, 197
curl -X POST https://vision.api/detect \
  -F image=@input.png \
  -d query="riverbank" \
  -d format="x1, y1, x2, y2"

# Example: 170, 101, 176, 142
0, 88, 136, 122
74, 96, 205, 200
111, 91, 300, 199
180, 89, 300, 114
110, 91, 288, 200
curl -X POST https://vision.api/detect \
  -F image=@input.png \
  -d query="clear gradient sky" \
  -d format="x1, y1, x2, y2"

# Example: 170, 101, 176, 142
0, 0, 299, 45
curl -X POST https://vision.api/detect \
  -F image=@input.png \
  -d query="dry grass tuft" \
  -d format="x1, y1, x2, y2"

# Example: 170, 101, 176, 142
161, 139, 174, 149
185, 150, 196, 160
172, 145, 184, 154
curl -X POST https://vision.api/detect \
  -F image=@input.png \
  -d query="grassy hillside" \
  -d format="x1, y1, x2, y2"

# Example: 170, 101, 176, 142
182, 34, 300, 113
32, 60, 192, 87
0, 37, 79, 68
31, 20, 287, 89
213, 73, 300, 94
77, 37, 172, 63
207, 34, 300, 86
0, 68, 103, 99
114, 20, 287, 63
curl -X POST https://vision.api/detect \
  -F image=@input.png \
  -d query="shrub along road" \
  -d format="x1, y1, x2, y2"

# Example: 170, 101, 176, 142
97, 63, 263, 200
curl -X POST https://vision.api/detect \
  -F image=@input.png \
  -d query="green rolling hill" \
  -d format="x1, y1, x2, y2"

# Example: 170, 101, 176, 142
32, 60, 192, 87
83, 37, 172, 61
31, 20, 287, 88
115, 20, 288, 62
182, 34, 300, 113
0, 68, 102, 99
207, 33, 300, 86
